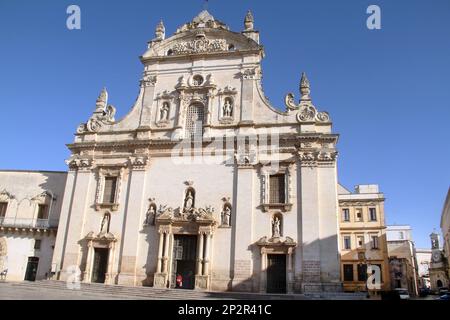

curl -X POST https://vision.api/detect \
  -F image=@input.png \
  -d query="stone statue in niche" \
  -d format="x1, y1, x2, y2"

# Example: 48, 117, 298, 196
159, 102, 170, 121
221, 205, 231, 226
100, 212, 111, 234
222, 98, 233, 118
144, 203, 157, 226
272, 216, 281, 238
183, 190, 195, 212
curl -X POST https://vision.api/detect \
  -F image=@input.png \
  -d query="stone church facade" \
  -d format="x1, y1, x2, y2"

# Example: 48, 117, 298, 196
49, 10, 342, 293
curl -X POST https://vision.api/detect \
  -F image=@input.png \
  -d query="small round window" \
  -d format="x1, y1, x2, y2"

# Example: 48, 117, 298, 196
192, 75, 204, 86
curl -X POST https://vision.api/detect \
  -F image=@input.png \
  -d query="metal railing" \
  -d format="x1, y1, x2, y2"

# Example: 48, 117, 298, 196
0, 217, 57, 229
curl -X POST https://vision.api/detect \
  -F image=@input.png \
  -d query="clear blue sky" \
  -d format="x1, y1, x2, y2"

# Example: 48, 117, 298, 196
0, 0, 449, 248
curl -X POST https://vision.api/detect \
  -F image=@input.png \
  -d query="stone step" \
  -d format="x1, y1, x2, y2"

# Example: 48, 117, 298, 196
10, 280, 300, 300
3, 280, 365, 300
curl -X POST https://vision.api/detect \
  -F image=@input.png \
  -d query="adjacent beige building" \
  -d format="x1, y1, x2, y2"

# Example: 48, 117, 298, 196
0, 170, 67, 281
338, 184, 390, 293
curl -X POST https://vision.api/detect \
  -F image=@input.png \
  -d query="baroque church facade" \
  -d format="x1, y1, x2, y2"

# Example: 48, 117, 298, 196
47, 10, 342, 293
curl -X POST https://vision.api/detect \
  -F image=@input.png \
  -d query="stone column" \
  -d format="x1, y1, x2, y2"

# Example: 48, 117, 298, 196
298, 161, 321, 292
239, 68, 257, 123
138, 75, 157, 129
203, 233, 211, 276
162, 232, 170, 273
232, 164, 254, 291
287, 250, 294, 294
196, 233, 204, 276
52, 169, 77, 278
83, 241, 94, 283
156, 232, 164, 273
260, 248, 267, 293
317, 162, 341, 289
58, 166, 93, 281
106, 243, 115, 284
118, 164, 148, 286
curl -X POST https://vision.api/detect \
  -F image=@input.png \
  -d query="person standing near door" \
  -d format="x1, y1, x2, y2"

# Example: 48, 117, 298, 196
176, 273, 183, 288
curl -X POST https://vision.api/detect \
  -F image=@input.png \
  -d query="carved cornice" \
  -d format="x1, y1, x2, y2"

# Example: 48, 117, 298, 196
240, 67, 260, 80
66, 158, 94, 172
339, 199, 385, 206
86, 231, 117, 242
129, 155, 150, 171
169, 37, 228, 55
140, 75, 157, 88
156, 205, 217, 225
256, 236, 297, 248
296, 150, 338, 167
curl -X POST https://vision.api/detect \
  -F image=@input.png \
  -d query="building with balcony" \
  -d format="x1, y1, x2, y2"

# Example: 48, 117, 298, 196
386, 225, 419, 295
0, 170, 67, 281
338, 184, 390, 294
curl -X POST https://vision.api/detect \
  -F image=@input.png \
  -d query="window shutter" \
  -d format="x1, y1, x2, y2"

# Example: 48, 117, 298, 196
269, 174, 286, 204
103, 177, 117, 204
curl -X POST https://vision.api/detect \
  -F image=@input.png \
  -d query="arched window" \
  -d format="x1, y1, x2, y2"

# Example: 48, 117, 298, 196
437, 280, 443, 288
185, 103, 204, 139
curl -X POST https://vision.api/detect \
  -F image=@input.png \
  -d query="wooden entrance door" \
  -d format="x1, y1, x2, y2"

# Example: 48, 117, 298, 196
24, 257, 39, 281
92, 248, 109, 283
172, 235, 197, 289
267, 254, 287, 294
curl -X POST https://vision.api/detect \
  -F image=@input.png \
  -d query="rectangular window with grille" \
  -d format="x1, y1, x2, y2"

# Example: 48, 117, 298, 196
103, 177, 117, 204
269, 174, 286, 204
343, 264, 354, 281
0, 202, 7, 218
185, 104, 204, 139
37, 204, 49, 220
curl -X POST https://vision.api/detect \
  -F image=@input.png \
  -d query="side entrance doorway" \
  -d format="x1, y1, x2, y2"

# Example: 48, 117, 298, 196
266, 254, 287, 294
171, 235, 197, 289
24, 257, 39, 281
92, 248, 109, 283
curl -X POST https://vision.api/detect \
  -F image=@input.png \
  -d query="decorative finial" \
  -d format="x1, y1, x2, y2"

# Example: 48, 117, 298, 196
299, 72, 311, 101
95, 87, 108, 112
244, 10, 254, 31
155, 19, 165, 40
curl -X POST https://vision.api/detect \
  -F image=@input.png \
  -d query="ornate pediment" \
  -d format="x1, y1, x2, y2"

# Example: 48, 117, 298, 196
256, 236, 297, 247
86, 231, 117, 242
155, 205, 216, 224
175, 10, 229, 34
169, 37, 228, 56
